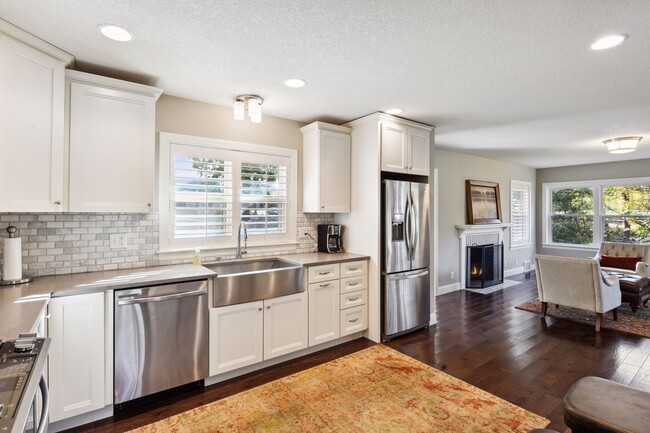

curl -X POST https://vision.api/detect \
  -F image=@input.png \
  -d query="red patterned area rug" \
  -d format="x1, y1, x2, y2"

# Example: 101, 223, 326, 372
129, 345, 549, 433
516, 299, 650, 338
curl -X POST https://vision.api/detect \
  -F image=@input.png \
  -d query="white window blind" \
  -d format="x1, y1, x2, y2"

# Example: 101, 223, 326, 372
173, 155, 233, 239
240, 161, 288, 236
511, 180, 532, 248
159, 133, 297, 255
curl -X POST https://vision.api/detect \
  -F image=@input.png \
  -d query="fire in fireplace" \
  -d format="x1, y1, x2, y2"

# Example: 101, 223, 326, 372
466, 243, 504, 288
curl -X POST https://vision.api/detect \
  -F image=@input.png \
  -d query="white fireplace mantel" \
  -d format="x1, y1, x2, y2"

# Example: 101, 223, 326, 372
455, 223, 512, 238
456, 223, 511, 289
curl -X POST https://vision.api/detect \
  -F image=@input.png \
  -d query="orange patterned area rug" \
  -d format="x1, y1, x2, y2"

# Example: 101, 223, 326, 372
129, 345, 549, 433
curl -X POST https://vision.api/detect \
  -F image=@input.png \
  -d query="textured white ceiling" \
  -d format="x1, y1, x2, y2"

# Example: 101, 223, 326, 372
1, 0, 649, 168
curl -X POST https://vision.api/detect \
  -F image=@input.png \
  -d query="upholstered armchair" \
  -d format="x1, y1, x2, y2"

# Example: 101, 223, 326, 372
534, 255, 621, 332
595, 242, 650, 277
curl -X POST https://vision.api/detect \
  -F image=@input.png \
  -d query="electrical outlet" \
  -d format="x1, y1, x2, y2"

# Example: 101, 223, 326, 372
450, 271, 455, 280
110, 233, 128, 249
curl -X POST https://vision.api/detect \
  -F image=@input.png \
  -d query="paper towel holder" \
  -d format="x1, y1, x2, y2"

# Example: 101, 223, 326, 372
1, 225, 33, 286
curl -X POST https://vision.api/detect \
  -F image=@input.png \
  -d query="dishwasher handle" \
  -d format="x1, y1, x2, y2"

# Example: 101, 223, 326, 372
117, 289, 206, 305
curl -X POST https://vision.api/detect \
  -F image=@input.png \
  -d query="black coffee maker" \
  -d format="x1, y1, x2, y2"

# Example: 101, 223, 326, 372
317, 224, 344, 253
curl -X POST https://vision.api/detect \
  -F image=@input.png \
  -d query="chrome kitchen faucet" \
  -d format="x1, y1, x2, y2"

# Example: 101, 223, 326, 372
236, 222, 247, 259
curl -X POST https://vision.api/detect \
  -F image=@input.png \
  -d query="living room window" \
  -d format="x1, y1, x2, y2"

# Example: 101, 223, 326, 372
510, 180, 532, 249
543, 177, 650, 248
158, 133, 297, 256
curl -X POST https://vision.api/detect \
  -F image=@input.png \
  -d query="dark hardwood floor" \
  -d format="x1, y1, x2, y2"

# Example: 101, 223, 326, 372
66, 273, 650, 432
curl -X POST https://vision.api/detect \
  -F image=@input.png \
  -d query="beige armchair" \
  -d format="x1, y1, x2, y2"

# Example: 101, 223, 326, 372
595, 242, 650, 277
534, 255, 621, 332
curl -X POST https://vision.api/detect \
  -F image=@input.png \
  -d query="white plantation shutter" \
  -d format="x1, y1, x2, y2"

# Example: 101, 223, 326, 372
240, 161, 288, 236
173, 154, 233, 239
511, 180, 532, 248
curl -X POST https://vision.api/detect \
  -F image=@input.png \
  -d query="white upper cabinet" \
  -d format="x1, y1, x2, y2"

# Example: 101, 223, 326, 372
67, 71, 162, 212
380, 119, 432, 176
0, 22, 72, 212
301, 122, 352, 213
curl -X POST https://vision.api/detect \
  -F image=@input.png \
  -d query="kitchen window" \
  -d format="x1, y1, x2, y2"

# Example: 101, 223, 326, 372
158, 133, 297, 256
542, 177, 650, 248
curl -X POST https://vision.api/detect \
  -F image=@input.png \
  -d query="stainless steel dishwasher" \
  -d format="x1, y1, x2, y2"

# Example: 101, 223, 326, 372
114, 280, 208, 405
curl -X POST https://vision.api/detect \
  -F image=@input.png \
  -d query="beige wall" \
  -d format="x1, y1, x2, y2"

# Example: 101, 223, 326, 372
434, 149, 536, 289
156, 95, 307, 208
536, 158, 650, 258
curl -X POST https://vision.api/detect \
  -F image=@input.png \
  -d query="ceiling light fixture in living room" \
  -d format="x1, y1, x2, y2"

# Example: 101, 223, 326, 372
603, 136, 642, 154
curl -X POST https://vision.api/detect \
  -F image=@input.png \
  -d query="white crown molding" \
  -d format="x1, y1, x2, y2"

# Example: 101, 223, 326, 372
0, 18, 74, 66
65, 69, 163, 100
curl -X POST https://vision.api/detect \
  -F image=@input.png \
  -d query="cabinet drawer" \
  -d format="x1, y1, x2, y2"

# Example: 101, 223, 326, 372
308, 263, 340, 283
340, 275, 366, 294
340, 290, 367, 310
340, 260, 367, 278
340, 305, 368, 336
308, 279, 340, 292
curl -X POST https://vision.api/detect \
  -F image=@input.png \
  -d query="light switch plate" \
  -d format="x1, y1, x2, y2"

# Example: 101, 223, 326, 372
110, 233, 128, 249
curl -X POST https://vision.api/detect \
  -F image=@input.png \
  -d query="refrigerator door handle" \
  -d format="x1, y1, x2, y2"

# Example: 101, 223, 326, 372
387, 269, 429, 280
404, 193, 411, 256
409, 190, 417, 261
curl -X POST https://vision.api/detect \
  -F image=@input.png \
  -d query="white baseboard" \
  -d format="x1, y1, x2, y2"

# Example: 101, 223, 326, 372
504, 264, 536, 278
429, 312, 437, 325
437, 282, 460, 296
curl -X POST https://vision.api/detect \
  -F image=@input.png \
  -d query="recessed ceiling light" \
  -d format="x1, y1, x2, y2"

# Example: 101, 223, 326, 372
98, 24, 133, 42
283, 78, 306, 88
385, 108, 404, 115
591, 34, 628, 50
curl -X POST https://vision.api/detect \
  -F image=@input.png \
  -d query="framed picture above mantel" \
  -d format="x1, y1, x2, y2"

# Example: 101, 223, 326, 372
466, 179, 502, 224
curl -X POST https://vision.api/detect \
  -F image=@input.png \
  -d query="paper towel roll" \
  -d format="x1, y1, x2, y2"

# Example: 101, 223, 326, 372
3, 237, 22, 281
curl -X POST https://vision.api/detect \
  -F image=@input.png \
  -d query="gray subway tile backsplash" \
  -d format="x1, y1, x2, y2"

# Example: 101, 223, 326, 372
0, 212, 334, 277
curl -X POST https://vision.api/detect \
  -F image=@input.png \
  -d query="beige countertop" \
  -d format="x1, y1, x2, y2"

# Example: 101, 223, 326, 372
0, 264, 216, 341
0, 252, 369, 341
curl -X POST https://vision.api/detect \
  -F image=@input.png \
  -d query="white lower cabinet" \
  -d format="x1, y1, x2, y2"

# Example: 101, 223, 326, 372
48, 292, 106, 422
308, 280, 340, 346
263, 292, 308, 360
209, 301, 264, 376
307, 260, 368, 347
209, 292, 308, 376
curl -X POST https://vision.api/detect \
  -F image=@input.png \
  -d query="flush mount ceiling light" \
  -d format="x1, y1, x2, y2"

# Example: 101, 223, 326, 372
384, 108, 404, 115
283, 78, 306, 88
591, 34, 628, 50
97, 24, 133, 42
603, 136, 642, 154
233, 95, 264, 123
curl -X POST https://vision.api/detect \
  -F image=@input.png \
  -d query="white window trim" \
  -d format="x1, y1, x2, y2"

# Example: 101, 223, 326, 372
510, 179, 533, 250
542, 176, 650, 249
158, 132, 298, 259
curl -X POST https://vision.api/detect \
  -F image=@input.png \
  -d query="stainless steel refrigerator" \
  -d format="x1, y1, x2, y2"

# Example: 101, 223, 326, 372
382, 179, 430, 340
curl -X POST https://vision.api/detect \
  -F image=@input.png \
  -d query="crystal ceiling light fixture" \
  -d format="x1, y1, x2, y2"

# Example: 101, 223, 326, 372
233, 95, 264, 123
603, 136, 642, 154
97, 24, 133, 42
591, 34, 628, 50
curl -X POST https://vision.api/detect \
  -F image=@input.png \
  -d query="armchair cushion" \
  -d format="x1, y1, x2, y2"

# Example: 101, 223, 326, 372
599, 255, 643, 271
595, 242, 650, 277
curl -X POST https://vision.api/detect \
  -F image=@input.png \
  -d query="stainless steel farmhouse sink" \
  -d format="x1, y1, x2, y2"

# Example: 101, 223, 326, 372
204, 257, 305, 307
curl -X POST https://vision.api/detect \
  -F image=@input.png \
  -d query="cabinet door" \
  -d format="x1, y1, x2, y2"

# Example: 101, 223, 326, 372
0, 34, 65, 212
319, 130, 351, 212
408, 127, 430, 176
264, 292, 308, 360
68, 82, 155, 212
308, 280, 340, 346
209, 301, 263, 376
48, 292, 105, 422
381, 121, 408, 174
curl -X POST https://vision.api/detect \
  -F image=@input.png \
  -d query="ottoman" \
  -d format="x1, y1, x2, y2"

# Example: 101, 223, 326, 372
564, 376, 650, 433
617, 275, 650, 313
